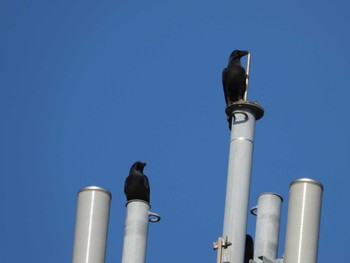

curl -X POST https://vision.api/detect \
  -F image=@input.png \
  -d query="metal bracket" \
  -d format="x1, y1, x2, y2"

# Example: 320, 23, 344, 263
250, 205, 258, 216
232, 111, 249, 123
225, 101, 264, 121
148, 211, 161, 223
213, 237, 232, 263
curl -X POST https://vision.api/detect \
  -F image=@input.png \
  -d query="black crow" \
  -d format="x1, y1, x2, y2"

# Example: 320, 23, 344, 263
124, 161, 150, 203
244, 234, 254, 263
222, 50, 249, 106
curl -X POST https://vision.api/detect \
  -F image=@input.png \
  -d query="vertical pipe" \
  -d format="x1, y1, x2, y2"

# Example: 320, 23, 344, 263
121, 200, 160, 263
72, 186, 111, 263
222, 103, 263, 263
284, 178, 324, 263
243, 53, 251, 101
252, 193, 283, 261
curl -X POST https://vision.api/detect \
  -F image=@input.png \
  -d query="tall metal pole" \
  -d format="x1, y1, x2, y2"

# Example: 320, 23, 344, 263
284, 178, 324, 263
72, 186, 111, 263
121, 200, 160, 263
222, 102, 264, 263
251, 193, 283, 261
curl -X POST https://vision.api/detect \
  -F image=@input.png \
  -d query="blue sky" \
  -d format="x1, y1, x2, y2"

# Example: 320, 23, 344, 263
1, 1, 349, 262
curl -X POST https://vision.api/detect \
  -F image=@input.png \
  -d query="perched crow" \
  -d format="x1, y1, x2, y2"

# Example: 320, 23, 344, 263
124, 161, 150, 203
244, 234, 254, 263
222, 50, 249, 106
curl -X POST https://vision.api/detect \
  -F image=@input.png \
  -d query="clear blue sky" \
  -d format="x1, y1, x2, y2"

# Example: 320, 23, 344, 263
1, 1, 349, 262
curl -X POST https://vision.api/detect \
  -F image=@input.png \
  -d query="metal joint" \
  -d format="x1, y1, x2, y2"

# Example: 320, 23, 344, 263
213, 236, 232, 250
214, 237, 232, 263
225, 101, 264, 120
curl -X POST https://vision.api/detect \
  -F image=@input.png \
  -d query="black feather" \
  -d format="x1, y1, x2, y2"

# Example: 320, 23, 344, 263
124, 161, 150, 203
244, 234, 254, 263
222, 50, 249, 129
222, 50, 249, 105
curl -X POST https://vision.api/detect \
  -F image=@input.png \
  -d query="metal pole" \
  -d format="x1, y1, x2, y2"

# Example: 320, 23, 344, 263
72, 186, 111, 263
284, 178, 324, 263
222, 102, 264, 263
121, 200, 160, 263
243, 53, 251, 101
251, 193, 283, 261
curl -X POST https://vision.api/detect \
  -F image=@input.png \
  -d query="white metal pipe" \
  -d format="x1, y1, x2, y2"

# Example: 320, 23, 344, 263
252, 193, 283, 261
72, 186, 112, 263
121, 200, 160, 263
284, 178, 324, 263
222, 106, 260, 263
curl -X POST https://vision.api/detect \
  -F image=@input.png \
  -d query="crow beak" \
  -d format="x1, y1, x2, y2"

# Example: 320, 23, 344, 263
241, 50, 249, 57
141, 162, 147, 168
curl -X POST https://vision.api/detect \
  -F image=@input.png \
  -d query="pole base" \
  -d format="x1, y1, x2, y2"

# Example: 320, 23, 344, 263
225, 101, 264, 120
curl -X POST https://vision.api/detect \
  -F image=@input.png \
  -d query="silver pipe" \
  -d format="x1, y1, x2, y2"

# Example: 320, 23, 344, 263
251, 193, 283, 261
72, 186, 111, 263
121, 200, 160, 263
222, 104, 262, 263
284, 178, 324, 263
